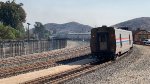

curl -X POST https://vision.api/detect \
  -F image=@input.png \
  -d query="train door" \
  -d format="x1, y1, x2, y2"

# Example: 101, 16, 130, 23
98, 32, 109, 51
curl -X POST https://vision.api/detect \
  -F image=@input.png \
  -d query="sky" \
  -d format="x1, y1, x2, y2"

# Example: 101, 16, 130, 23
1, 0, 150, 28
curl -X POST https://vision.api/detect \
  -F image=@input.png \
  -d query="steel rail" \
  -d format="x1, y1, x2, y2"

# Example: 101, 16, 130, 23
22, 48, 133, 84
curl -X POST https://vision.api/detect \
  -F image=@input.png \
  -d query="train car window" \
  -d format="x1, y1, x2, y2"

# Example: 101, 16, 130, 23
120, 34, 122, 47
129, 34, 131, 45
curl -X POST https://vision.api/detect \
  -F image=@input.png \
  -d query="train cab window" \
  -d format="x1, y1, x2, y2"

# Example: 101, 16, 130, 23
120, 34, 122, 47
129, 34, 131, 45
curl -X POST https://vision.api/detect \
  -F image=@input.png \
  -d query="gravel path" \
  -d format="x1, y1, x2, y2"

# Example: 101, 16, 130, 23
64, 45, 150, 84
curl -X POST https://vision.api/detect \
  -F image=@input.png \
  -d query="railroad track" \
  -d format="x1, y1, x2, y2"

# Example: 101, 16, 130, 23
22, 49, 133, 84
0, 46, 91, 78
22, 59, 100, 84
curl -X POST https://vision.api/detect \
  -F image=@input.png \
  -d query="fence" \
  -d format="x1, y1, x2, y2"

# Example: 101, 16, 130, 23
0, 39, 67, 59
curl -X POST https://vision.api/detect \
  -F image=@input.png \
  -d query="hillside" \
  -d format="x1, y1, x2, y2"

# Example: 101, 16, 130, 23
44, 22, 92, 34
114, 17, 150, 31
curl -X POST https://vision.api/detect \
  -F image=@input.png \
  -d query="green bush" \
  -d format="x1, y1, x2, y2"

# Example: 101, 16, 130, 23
0, 23, 20, 39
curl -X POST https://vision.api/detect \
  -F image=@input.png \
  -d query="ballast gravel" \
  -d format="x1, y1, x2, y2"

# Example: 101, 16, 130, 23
64, 45, 150, 84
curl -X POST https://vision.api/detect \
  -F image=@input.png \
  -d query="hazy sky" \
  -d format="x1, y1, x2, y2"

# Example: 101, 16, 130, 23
1, 0, 150, 28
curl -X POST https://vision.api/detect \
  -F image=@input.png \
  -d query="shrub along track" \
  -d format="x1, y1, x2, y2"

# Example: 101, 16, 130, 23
0, 46, 91, 79
22, 47, 133, 84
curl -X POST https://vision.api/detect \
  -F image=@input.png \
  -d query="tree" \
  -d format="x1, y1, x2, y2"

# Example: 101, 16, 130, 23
0, 1, 26, 30
34, 22, 50, 39
0, 23, 20, 39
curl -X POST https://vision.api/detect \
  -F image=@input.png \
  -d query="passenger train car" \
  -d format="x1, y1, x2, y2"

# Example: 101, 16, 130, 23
90, 26, 133, 60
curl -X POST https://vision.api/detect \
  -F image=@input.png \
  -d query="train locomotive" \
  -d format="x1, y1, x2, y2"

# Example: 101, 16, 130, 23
90, 26, 133, 60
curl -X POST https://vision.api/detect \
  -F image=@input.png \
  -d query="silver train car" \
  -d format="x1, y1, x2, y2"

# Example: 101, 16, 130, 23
90, 26, 133, 60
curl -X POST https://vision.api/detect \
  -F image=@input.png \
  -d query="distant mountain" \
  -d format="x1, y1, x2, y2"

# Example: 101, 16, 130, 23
44, 22, 92, 34
114, 17, 150, 31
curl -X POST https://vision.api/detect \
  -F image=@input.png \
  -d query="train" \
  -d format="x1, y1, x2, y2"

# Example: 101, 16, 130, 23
90, 26, 133, 61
